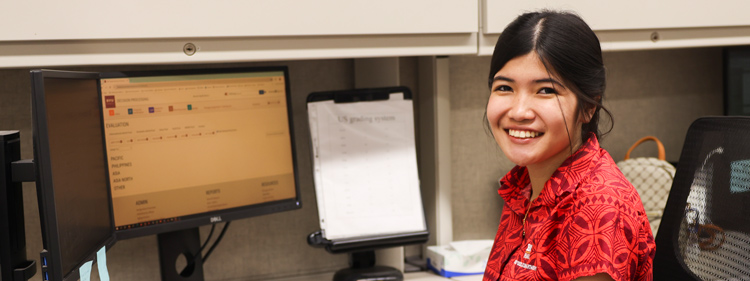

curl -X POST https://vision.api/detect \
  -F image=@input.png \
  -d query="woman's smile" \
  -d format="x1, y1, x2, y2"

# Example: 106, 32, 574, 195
506, 129, 543, 139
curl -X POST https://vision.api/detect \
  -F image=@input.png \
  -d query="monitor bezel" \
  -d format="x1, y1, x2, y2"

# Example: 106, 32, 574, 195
98, 66, 302, 240
31, 69, 117, 281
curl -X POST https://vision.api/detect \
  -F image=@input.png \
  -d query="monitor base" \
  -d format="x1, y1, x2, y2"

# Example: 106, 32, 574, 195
158, 227, 205, 281
333, 265, 403, 281
332, 250, 403, 281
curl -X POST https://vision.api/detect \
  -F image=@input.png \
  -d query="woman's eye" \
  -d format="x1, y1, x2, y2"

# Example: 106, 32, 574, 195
494, 85, 512, 92
538, 87, 557, 95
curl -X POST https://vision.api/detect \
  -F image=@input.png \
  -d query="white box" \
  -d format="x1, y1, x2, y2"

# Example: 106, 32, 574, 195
426, 240, 493, 278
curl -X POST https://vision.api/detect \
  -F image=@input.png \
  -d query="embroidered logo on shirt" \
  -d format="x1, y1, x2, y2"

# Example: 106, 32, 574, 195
523, 244, 532, 259
515, 243, 537, 270
514, 260, 537, 271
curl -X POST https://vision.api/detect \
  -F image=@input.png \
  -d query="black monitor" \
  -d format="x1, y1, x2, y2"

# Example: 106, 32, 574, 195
725, 46, 750, 116
31, 70, 116, 281
31, 66, 301, 281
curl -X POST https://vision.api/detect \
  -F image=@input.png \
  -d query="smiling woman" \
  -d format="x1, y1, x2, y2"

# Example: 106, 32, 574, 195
487, 52, 581, 174
482, 11, 656, 281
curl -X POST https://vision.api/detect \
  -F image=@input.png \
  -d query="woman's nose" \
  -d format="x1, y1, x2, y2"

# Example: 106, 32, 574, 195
507, 94, 535, 121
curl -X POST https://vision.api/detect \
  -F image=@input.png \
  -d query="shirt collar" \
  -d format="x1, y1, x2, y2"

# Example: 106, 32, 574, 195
498, 134, 602, 214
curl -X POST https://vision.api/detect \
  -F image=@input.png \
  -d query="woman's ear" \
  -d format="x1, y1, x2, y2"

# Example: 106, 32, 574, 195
580, 106, 596, 123
580, 97, 600, 123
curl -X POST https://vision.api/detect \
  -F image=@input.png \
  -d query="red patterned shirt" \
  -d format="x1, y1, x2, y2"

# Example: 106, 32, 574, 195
483, 136, 655, 281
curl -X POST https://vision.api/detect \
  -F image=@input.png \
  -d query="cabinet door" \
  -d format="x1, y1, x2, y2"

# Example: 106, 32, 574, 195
481, 0, 750, 52
484, 1, 750, 34
0, 0, 479, 67
1, 0, 477, 41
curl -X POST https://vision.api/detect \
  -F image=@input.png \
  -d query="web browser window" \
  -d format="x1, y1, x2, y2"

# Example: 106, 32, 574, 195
100, 71, 296, 229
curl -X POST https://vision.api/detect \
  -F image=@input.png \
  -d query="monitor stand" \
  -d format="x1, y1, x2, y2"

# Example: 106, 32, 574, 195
333, 251, 403, 281
157, 227, 205, 281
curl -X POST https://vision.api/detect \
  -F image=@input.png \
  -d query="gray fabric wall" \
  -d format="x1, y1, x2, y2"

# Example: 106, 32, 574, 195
0, 47, 724, 280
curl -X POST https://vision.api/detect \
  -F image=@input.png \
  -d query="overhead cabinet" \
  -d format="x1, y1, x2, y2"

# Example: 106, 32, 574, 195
481, 0, 750, 54
0, 0, 478, 67
4, 0, 750, 67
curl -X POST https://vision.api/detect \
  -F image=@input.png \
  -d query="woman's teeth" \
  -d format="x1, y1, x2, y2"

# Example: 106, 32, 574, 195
508, 129, 540, 138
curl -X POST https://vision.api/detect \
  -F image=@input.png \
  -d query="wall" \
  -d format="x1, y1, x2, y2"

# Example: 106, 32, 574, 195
448, 47, 725, 241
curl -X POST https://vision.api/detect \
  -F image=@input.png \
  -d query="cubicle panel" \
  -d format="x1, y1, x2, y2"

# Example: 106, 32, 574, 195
0, 0, 477, 41
483, 0, 750, 34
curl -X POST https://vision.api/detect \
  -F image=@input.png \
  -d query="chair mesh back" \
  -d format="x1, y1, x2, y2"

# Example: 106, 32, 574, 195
654, 117, 750, 280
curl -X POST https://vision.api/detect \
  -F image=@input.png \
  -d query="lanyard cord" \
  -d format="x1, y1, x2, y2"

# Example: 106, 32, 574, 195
522, 202, 532, 238
497, 191, 534, 280
523, 188, 534, 238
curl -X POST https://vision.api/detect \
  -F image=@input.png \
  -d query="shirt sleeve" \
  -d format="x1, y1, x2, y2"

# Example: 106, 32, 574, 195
556, 197, 655, 281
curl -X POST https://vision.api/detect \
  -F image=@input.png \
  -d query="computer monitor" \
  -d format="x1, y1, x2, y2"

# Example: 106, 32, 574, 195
31, 70, 116, 281
31, 66, 301, 281
100, 67, 300, 239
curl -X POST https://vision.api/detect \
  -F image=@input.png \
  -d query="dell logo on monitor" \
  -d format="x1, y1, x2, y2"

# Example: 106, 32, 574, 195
210, 216, 222, 223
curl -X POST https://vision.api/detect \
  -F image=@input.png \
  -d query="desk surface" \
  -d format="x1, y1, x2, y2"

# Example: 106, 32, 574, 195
273, 271, 483, 281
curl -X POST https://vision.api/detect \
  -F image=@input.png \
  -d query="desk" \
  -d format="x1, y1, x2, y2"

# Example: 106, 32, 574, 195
272, 271, 483, 281
450, 273, 484, 281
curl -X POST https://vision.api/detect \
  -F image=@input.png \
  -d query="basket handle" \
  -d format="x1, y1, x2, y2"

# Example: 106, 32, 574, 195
624, 136, 666, 160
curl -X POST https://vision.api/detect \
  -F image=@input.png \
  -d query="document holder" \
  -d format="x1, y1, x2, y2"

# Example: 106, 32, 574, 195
305, 87, 428, 281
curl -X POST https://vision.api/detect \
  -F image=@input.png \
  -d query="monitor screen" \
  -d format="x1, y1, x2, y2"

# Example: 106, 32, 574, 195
99, 67, 300, 238
31, 71, 115, 281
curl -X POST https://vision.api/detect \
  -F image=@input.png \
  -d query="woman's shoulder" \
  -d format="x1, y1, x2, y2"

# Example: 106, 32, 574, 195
573, 148, 648, 216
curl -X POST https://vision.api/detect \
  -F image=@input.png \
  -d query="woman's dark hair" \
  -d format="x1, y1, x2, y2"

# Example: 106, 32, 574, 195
488, 10, 612, 142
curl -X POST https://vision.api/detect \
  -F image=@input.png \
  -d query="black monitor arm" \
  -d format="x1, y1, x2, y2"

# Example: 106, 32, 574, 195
1, 131, 37, 281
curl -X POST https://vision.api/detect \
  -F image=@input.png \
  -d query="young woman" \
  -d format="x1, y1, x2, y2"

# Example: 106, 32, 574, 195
482, 11, 656, 281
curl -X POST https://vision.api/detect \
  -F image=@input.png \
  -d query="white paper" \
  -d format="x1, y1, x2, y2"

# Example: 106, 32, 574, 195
308, 93, 425, 240
79, 260, 93, 281
96, 246, 110, 281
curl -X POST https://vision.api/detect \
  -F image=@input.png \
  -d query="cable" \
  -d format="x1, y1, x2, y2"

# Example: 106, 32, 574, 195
201, 224, 216, 252
179, 222, 230, 276
202, 221, 230, 262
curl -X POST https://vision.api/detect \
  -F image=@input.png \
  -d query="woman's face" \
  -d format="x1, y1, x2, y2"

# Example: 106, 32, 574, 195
487, 52, 583, 169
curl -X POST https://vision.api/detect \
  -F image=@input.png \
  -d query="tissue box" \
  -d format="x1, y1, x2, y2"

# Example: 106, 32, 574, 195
426, 240, 493, 277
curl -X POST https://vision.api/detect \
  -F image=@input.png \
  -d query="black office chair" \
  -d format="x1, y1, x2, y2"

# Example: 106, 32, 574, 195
654, 117, 750, 280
